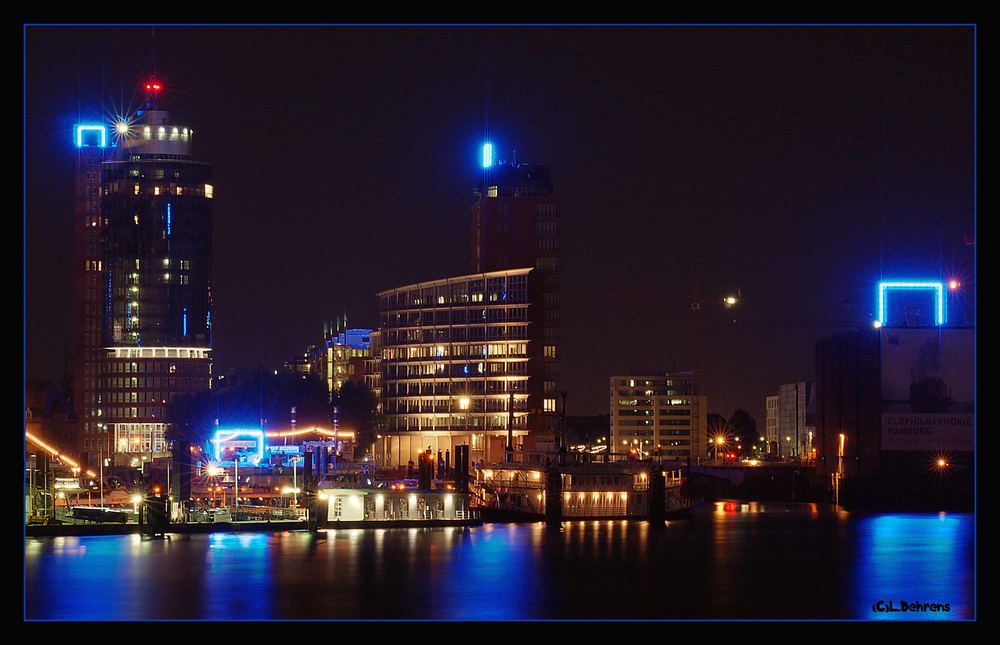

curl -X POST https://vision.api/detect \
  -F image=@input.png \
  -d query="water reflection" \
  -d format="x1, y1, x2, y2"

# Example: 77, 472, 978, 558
853, 514, 972, 620
25, 507, 973, 620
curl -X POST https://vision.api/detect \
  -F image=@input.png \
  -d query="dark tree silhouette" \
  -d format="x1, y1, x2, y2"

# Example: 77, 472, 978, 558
334, 381, 379, 456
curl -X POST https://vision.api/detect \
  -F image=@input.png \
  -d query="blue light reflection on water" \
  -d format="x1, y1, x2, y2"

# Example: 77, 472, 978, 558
201, 533, 273, 619
26, 535, 162, 620
431, 523, 541, 619
853, 514, 972, 620
25, 508, 974, 620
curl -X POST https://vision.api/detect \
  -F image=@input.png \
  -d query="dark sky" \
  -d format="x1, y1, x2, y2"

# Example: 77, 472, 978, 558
25, 26, 975, 422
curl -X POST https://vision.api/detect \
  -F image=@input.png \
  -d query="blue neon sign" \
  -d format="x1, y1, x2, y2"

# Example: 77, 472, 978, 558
877, 281, 946, 327
212, 428, 265, 464
166, 203, 171, 235
74, 124, 107, 148
482, 143, 493, 168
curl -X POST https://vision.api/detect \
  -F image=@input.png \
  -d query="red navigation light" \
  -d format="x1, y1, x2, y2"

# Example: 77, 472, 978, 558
145, 80, 163, 92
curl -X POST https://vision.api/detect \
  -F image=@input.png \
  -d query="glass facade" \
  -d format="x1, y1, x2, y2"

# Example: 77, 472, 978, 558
375, 268, 544, 467
88, 108, 214, 462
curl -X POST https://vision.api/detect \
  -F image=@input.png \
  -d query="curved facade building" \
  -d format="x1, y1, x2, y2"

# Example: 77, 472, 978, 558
374, 268, 548, 467
96, 104, 213, 462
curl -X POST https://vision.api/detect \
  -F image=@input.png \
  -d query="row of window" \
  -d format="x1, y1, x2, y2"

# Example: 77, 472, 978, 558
101, 377, 210, 390
385, 361, 530, 379
383, 306, 530, 327
386, 399, 529, 414
386, 342, 529, 360
383, 325, 530, 344
615, 418, 700, 427
381, 275, 530, 310
102, 406, 163, 419
103, 360, 206, 374
384, 379, 528, 397
385, 415, 528, 431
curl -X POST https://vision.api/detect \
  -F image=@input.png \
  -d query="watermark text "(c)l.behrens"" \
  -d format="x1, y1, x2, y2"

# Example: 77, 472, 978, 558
872, 600, 951, 613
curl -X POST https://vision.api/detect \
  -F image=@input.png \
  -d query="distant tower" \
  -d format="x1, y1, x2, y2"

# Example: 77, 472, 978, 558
72, 122, 110, 463
91, 79, 214, 463
471, 147, 560, 433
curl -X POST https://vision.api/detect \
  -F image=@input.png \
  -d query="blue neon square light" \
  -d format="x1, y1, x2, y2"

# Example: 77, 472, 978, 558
74, 124, 107, 148
877, 281, 945, 326
212, 428, 265, 464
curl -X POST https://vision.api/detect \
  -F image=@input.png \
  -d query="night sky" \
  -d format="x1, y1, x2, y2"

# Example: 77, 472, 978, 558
25, 26, 975, 421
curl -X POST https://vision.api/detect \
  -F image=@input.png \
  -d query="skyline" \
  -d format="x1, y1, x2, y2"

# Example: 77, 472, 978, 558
25, 25, 975, 420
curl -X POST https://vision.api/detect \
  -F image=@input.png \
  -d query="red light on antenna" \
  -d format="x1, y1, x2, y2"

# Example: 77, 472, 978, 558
145, 81, 162, 92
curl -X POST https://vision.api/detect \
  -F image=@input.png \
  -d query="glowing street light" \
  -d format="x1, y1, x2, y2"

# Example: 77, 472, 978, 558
948, 280, 960, 291
936, 458, 948, 469
724, 295, 738, 308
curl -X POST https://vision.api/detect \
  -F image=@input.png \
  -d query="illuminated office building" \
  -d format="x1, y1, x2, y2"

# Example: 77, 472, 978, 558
609, 372, 707, 461
72, 124, 111, 464
375, 268, 551, 467
471, 154, 560, 433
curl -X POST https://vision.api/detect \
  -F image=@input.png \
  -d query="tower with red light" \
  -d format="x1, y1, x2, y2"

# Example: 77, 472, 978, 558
72, 78, 215, 466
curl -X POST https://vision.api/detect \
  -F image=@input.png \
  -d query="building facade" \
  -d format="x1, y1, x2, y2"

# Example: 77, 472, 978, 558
765, 395, 779, 455
72, 124, 110, 463
82, 89, 214, 464
816, 327, 974, 487
374, 268, 549, 467
609, 373, 708, 461
776, 382, 816, 459
471, 159, 559, 433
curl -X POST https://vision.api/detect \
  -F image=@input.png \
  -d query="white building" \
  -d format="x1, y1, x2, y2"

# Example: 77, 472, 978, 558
765, 395, 779, 454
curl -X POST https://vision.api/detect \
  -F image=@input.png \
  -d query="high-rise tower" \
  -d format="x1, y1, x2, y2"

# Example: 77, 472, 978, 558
77, 81, 214, 464
471, 152, 559, 433
72, 123, 110, 464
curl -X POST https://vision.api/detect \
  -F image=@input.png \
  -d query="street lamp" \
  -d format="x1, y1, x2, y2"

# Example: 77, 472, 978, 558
290, 456, 303, 507
714, 435, 726, 463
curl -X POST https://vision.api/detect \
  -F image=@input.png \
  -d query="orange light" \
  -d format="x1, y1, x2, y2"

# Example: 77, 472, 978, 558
948, 280, 960, 291
153, 486, 161, 494
937, 459, 948, 468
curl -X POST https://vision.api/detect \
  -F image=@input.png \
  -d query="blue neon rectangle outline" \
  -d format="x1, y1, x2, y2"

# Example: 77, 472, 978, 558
74, 124, 107, 148
877, 281, 945, 326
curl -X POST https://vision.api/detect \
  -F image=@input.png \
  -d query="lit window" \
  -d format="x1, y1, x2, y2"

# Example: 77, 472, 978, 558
204, 184, 213, 199
153, 186, 160, 196
544, 398, 556, 412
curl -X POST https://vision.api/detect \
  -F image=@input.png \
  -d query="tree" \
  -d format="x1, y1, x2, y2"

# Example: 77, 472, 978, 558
728, 409, 759, 456
334, 381, 379, 456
